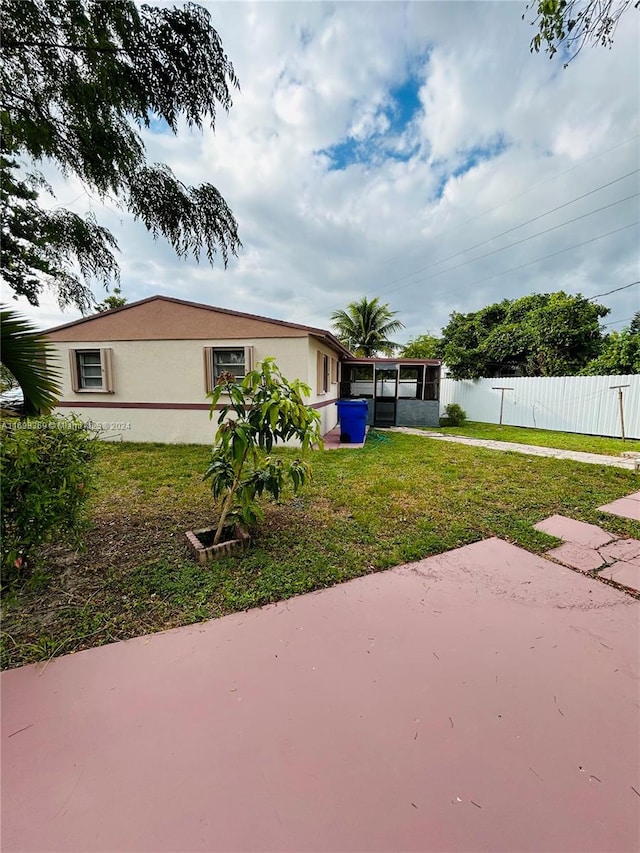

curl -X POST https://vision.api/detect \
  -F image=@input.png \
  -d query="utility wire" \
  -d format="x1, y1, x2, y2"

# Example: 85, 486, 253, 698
602, 316, 636, 327
383, 169, 640, 290
377, 132, 640, 268
588, 280, 640, 300
420, 221, 640, 300
385, 195, 639, 296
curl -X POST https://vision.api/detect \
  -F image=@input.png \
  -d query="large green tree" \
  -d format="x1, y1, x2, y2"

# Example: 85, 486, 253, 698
331, 297, 405, 357
399, 334, 441, 359
524, 0, 636, 63
1, 0, 241, 314
440, 292, 609, 379
580, 319, 640, 375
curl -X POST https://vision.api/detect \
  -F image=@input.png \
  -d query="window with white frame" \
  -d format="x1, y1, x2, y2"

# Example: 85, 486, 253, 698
204, 346, 254, 393
214, 348, 246, 380
69, 348, 113, 392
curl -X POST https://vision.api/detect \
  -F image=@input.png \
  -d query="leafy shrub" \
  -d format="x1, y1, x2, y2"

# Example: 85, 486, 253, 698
440, 403, 467, 427
1, 415, 99, 580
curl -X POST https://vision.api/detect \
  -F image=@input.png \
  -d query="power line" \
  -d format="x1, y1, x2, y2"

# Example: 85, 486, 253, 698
603, 316, 636, 327
421, 221, 640, 300
382, 169, 640, 290
588, 280, 640, 300
377, 132, 640, 268
384, 195, 639, 296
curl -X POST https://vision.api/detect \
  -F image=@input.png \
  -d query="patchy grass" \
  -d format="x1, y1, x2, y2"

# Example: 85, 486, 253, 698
428, 422, 640, 456
2, 434, 639, 669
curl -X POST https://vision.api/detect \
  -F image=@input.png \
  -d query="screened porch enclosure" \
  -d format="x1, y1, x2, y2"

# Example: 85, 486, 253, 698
339, 360, 441, 428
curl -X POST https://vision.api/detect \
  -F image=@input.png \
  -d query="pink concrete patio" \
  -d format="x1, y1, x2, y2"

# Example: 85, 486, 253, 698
322, 425, 368, 450
3, 538, 639, 852
598, 490, 640, 522
536, 499, 640, 593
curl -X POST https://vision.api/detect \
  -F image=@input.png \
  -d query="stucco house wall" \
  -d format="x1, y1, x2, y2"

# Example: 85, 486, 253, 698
307, 337, 342, 436
45, 296, 348, 445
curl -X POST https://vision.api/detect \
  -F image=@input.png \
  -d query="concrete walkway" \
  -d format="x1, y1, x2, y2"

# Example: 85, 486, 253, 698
389, 427, 639, 470
3, 538, 639, 852
535, 512, 640, 592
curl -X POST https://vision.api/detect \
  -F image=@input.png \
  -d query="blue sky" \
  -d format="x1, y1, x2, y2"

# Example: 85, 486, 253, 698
5, 1, 639, 340
320, 68, 424, 169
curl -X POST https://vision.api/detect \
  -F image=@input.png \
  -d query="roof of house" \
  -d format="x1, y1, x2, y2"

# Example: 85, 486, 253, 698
344, 357, 442, 366
44, 295, 353, 356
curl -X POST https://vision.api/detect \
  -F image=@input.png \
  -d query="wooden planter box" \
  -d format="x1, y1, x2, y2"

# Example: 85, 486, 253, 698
185, 525, 251, 564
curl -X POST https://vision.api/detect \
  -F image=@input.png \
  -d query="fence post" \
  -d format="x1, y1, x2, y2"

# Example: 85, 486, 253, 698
492, 387, 514, 426
610, 384, 630, 441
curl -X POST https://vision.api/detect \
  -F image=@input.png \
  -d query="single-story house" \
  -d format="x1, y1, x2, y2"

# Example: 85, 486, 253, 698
44, 295, 441, 443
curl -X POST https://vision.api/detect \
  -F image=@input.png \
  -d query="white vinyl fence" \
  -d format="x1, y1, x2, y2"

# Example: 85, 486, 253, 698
439, 375, 640, 439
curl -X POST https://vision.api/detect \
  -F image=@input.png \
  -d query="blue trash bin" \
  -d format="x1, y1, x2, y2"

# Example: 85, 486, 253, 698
336, 399, 368, 444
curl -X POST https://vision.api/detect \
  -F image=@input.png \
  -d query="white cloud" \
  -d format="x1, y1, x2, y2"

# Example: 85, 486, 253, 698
7, 0, 639, 343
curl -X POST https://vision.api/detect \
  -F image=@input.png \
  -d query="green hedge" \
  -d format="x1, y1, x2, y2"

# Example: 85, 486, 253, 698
1, 415, 98, 580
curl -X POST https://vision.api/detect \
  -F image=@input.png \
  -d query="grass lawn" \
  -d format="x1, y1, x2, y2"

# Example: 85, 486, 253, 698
2, 432, 639, 669
427, 421, 640, 456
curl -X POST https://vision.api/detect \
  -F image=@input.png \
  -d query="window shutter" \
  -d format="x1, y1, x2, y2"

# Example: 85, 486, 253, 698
69, 350, 79, 391
101, 348, 114, 392
331, 357, 338, 384
316, 351, 324, 394
244, 345, 254, 374
203, 347, 214, 393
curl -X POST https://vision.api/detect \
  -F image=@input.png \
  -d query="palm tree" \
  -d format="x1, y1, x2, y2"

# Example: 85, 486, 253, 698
331, 297, 405, 357
1, 307, 61, 415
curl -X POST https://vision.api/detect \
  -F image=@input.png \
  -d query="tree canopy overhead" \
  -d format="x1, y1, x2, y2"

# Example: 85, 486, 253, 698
439, 292, 609, 379
525, 0, 637, 64
1, 0, 241, 313
331, 297, 405, 357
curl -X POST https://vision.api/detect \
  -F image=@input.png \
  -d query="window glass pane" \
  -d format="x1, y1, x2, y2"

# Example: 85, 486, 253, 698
80, 363, 101, 376
214, 350, 244, 366
351, 365, 373, 381
398, 382, 418, 398
349, 382, 374, 397
399, 366, 422, 399
399, 366, 419, 380
424, 367, 439, 400
78, 351, 102, 388
214, 348, 245, 379
375, 367, 397, 398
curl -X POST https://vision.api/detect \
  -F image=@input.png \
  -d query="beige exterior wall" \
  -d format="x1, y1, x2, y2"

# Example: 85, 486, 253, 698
50, 335, 342, 443
307, 337, 340, 435
56, 406, 216, 445
51, 338, 309, 404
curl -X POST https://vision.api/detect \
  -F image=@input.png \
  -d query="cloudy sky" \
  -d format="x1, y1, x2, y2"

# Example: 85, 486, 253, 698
5, 0, 639, 343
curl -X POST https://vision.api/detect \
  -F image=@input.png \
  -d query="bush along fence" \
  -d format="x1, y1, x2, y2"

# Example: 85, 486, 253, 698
439, 374, 640, 439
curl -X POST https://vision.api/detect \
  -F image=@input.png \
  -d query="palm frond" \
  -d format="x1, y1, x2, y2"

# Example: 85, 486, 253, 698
1, 307, 61, 415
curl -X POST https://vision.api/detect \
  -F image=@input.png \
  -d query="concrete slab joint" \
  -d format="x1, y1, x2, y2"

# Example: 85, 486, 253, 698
537, 507, 640, 593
